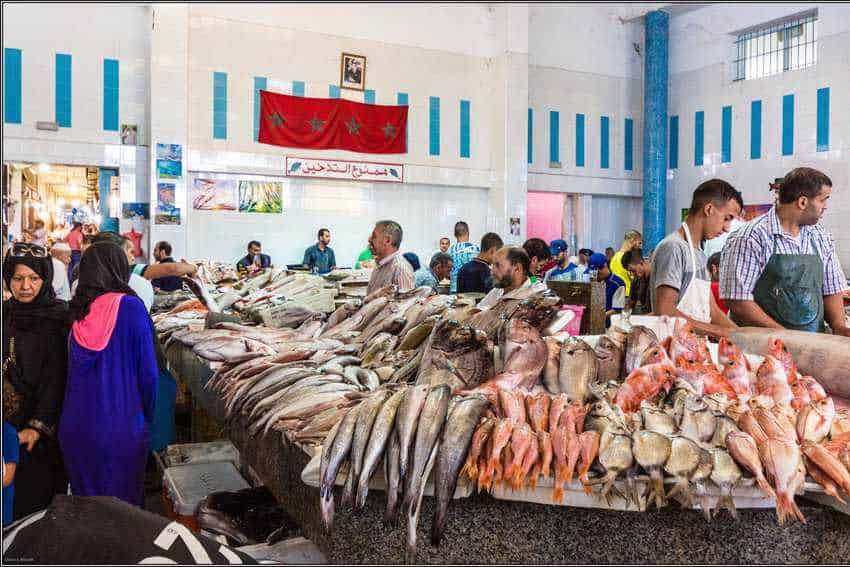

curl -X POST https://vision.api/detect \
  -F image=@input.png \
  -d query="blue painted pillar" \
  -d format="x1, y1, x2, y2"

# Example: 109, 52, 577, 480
99, 167, 119, 232
642, 10, 669, 252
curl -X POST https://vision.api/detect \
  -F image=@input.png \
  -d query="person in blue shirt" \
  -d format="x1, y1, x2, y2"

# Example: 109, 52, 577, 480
448, 222, 480, 293
588, 252, 626, 325
414, 252, 453, 293
544, 239, 578, 282
302, 229, 336, 274
3, 421, 19, 527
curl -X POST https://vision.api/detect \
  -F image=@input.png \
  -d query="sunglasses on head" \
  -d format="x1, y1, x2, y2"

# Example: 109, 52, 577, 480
11, 243, 48, 258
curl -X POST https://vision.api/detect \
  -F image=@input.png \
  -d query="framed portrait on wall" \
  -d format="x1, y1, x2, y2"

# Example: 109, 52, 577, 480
340, 52, 366, 91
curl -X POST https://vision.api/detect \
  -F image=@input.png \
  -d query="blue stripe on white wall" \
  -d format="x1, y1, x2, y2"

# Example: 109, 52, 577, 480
55, 53, 72, 127
624, 118, 634, 171
103, 59, 119, 131
527, 108, 533, 164
600, 115, 610, 169
694, 111, 704, 166
721, 105, 732, 164
329, 85, 340, 98
364, 89, 375, 104
213, 71, 227, 139
816, 87, 829, 152
292, 80, 305, 97
782, 94, 794, 156
669, 115, 678, 169
4, 48, 22, 124
429, 96, 440, 156
460, 100, 470, 158
750, 100, 762, 159
549, 111, 560, 164
575, 113, 585, 167
253, 76, 267, 141
397, 93, 408, 152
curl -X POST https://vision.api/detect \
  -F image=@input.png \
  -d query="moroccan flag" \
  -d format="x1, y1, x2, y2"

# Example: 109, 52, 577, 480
258, 90, 407, 154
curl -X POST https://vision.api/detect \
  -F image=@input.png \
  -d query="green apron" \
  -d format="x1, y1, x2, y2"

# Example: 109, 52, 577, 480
751, 234, 825, 332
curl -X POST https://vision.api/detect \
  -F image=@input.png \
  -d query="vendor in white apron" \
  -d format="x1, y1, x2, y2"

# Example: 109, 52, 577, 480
720, 168, 850, 337
649, 179, 743, 338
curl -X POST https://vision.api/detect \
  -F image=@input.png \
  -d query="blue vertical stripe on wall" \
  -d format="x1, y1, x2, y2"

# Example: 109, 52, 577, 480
527, 108, 533, 164
253, 76, 267, 141
669, 115, 678, 169
750, 100, 762, 159
460, 100, 471, 158
782, 94, 794, 156
549, 111, 560, 163
600, 116, 610, 169
213, 71, 227, 139
694, 111, 704, 166
55, 53, 72, 127
816, 87, 829, 152
329, 85, 340, 98
721, 105, 732, 163
397, 92, 408, 152
364, 89, 375, 104
575, 113, 585, 167
292, 80, 305, 97
4, 48, 22, 124
102, 59, 119, 131
429, 97, 440, 156
624, 118, 634, 171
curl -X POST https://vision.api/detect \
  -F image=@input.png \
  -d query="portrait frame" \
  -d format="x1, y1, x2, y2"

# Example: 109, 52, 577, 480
340, 52, 366, 91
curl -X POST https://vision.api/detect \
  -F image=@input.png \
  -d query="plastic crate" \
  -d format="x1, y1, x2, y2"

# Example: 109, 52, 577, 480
162, 461, 250, 532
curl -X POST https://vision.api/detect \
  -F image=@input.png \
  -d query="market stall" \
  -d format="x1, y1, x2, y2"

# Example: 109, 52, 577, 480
156, 267, 850, 563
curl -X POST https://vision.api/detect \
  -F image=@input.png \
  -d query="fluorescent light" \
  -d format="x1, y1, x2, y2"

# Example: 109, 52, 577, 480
38, 163, 51, 173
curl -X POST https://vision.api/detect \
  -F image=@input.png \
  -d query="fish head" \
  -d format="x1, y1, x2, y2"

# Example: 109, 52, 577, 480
640, 344, 670, 367
756, 355, 788, 384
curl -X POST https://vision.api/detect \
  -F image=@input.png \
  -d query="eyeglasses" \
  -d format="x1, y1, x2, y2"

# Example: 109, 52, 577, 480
10, 243, 48, 258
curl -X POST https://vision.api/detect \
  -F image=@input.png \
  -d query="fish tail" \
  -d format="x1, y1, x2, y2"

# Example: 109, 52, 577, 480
715, 495, 738, 520
320, 491, 335, 532
755, 476, 776, 499
383, 493, 399, 526
552, 483, 565, 504
430, 504, 448, 547
792, 499, 807, 524
355, 480, 369, 510
698, 495, 713, 523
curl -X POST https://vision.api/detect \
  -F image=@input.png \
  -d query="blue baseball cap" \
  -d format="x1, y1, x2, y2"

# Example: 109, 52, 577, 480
550, 239, 568, 255
588, 252, 608, 270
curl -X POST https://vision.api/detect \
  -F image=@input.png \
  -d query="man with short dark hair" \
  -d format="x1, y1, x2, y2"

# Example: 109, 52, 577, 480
366, 220, 414, 294
522, 238, 552, 283
477, 247, 546, 310
457, 232, 503, 294
651, 178, 742, 337
610, 230, 643, 298
302, 228, 336, 274
415, 252, 453, 293
237, 240, 271, 274
577, 248, 594, 271
622, 248, 651, 314
151, 241, 183, 292
721, 167, 848, 335
448, 221, 480, 293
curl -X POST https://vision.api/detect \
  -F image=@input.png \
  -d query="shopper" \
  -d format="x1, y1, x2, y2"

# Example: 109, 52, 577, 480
650, 179, 742, 338
577, 248, 594, 272
366, 220, 415, 294
448, 221, 480, 293
415, 252, 453, 293
605, 247, 615, 262
3, 421, 18, 527
66, 221, 84, 280
438, 237, 450, 254
457, 232, 503, 294
60, 241, 158, 507
588, 252, 626, 324
622, 248, 651, 314
150, 241, 183, 292
610, 230, 643, 299
522, 238, 552, 283
302, 228, 336, 275
477, 247, 546, 310
236, 240, 272, 274
2, 243, 69, 521
72, 233, 155, 312
50, 242, 72, 301
544, 239, 577, 282
403, 252, 421, 273
24, 220, 47, 247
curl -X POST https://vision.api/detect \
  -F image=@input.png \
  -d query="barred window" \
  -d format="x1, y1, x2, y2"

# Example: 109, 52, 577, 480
734, 12, 817, 81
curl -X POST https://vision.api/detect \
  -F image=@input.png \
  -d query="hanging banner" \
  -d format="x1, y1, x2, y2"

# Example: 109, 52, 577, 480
258, 91, 407, 154
285, 156, 403, 183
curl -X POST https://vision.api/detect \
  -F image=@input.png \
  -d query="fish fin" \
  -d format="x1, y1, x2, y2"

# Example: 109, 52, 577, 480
714, 494, 738, 520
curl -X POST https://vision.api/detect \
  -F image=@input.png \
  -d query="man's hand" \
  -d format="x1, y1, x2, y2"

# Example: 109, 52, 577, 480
833, 326, 850, 338
18, 428, 40, 452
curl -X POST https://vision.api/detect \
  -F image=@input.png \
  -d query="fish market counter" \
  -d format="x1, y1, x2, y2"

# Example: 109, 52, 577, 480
164, 342, 850, 564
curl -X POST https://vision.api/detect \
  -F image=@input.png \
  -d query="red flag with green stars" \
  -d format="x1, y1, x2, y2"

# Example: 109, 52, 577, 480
258, 90, 407, 154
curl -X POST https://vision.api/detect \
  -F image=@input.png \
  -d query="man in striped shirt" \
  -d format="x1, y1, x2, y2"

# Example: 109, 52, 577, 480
448, 221, 480, 294
720, 167, 849, 335
365, 220, 415, 295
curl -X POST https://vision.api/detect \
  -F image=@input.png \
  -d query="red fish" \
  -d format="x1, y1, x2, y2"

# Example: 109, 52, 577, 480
755, 356, 793, 407
665, 319, 711, 364
768, 337, 799, 383
676, 358, 738, 400
719, 338, 752, 396
615, 363, 676, 413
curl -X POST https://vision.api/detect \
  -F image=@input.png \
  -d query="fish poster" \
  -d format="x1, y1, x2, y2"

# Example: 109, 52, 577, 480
122, 203, 150, 219
155, 207, 181, 225
157, 183, 176, 209
238, 181, 283, 213
156, 159, 182, 179
156, 143, 182, 162
193, 178, 237, 211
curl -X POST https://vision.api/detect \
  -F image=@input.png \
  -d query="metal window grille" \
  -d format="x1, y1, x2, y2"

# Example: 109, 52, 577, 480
734, 11, 817, 81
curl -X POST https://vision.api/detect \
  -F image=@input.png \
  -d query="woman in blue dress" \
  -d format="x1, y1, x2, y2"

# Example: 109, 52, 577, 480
59, 241, 158, 507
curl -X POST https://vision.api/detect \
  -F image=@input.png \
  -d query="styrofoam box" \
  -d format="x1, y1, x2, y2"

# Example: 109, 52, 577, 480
162, 440, 241, 469
163, 461, 251, 516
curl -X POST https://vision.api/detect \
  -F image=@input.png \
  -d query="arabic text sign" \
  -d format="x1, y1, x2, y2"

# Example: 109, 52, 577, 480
285, 157, 403, 183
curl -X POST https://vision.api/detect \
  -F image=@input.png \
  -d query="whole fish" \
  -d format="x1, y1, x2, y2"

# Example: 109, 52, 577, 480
679, 396, 716, 445
356, 387, 408, 508
641, 400, 676, 435
526, 391, 551, 434
548, 394, 570, 434
795, 397, 835, 444
500, 317, 549, 388
462, 419, 493, 482
398, 316, 438, 351
595, 335, 625, 383
481, 419, 515, 492
624, 326, 658, 375
690, 448, 714, 521
801, 441, 850, 497
590, 427, 634, 506
725, 431, 775, 498
543, 338, 562, 393
632, 430, 672, 510
319, 404, 361, 531
505, 423, 536, 488
615, 363, 676, 413
342, 390, 392, 508
360, 333, 398, 366
710, 415, 739, 449
345, 366, 380, 391
431, 394, 489, 545
675, 358, 738, 400
395, 384, 431, 482
403, 385, 452, 516
559, 339, 599, 403
664, 435, 702, 508
499, 390, 527, 424
324, 300, 359, 331
758, 438, 805, 525
718, 337, 753, 396
537, 430, 553, 486
804, 455, 846, 504
384, 434, 402, 525
323, 296, 389, 338
709, 449, 742, 519
665, 319, 711, 364
577, 430, 601, 494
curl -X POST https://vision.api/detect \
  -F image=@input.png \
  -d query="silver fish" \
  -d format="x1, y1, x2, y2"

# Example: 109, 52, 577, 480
356, 387, 409, 508
632, 430, 671, 510
558, 338, 598, 403
709, 449, 742, 519
319, 404, 361, 531
396, 384, 431, 481
624, 325, 658, 375
384, 433, 402, 525
341, 389, 392, 508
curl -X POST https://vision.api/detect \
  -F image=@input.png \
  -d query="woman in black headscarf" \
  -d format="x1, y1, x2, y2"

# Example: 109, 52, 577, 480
2, 243, 70, 520
59, 241, 158, 507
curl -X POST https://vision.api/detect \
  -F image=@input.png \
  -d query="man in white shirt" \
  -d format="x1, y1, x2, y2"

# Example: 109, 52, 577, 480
477, 247, 546, 310
50, 242, 72, 301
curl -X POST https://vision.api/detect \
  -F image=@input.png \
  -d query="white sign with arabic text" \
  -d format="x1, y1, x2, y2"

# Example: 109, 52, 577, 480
285, 156, 403, 183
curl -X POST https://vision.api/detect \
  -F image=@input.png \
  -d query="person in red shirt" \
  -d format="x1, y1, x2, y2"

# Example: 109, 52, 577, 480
707, 252, 728, 314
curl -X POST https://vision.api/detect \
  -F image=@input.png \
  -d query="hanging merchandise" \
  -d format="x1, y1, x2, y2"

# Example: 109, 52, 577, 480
258, 91, 407, 154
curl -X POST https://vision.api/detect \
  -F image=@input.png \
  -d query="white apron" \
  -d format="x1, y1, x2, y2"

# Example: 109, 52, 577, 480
675, 222, 712, 323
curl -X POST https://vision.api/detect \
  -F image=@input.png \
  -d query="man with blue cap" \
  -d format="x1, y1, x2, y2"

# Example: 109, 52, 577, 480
544, 239, 577, 282
588, 252, 626, 325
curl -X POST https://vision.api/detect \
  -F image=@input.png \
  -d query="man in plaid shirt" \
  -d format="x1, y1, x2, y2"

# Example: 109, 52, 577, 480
448, 221, 479, 293
721, 167, 849, 335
